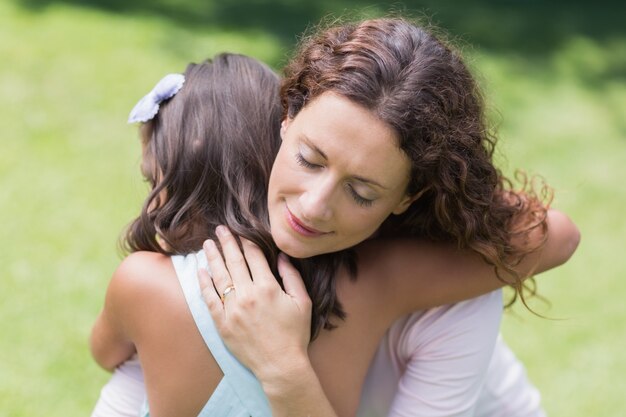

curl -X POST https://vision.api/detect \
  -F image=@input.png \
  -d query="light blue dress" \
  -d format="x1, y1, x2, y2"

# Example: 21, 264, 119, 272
141, 251, 273, 417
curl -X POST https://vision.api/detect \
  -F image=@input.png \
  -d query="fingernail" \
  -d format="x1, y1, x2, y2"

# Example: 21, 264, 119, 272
204, 239, 216, 252
216, 225, 229, 236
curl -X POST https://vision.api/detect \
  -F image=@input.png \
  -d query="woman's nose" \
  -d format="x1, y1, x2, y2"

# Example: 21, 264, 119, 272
299, 179, 334, 223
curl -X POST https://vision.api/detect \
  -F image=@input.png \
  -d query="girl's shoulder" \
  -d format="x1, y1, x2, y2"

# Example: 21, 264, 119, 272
106, 251, 183, 335
112, 251, 176, 291
109, 251, 223, 416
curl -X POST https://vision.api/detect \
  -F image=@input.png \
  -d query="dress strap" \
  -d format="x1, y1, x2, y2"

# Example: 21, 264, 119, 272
172, 252, 272, 416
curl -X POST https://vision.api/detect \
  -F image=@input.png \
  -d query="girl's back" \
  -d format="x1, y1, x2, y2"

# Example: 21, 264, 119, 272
114, 249, 386, 416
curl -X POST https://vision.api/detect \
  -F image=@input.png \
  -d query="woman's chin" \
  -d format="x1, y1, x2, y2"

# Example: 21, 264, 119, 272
273, 234, 328, 259
276, 241, 315, 259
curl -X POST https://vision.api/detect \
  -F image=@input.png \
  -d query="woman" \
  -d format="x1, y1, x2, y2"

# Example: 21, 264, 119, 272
198, 18, 577, 415
91, 19, 578, 417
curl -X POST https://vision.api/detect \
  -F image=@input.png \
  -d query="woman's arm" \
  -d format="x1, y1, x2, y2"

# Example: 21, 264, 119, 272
374, 208, 580, 317
198, 209, 579, 416
200, 227, 340, 417
199, 230, 503, 417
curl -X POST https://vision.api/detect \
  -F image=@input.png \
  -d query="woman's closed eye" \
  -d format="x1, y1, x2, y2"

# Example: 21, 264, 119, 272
295, 152, 322, 169
346, 184, 374, 207
296, 152, 374, 207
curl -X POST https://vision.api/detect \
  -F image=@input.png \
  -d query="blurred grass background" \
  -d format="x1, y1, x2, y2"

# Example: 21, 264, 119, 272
0, 0, 624, 415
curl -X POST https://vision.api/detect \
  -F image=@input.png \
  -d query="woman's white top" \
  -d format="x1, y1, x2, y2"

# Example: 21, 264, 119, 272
358, 289, 545, 417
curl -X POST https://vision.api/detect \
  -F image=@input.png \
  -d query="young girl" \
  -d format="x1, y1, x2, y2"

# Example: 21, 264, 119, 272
90, 44, 577, 417
91, 52, 284, 416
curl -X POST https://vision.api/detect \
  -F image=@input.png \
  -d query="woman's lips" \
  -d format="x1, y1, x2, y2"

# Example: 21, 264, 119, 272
285, 206, 327, 237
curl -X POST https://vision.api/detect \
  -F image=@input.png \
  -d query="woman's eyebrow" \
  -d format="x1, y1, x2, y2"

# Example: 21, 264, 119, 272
301, 135, 328, 160
353, 175, 388, 190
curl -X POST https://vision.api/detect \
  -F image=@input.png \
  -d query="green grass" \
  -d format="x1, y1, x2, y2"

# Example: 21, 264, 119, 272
479, 37, 626, 417
1, 1, 624, 416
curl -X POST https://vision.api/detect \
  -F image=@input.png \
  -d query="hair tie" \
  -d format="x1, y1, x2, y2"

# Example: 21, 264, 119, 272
128, 73, 185, 123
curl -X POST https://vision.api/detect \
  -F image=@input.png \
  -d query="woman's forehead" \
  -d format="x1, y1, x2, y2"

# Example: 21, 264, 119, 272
290, 92, 411, 191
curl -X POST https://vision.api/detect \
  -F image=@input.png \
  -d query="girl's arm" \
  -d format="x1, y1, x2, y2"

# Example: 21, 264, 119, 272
89, 356, 147, 417
90, 251, 170, 371
90, 265, 137, 372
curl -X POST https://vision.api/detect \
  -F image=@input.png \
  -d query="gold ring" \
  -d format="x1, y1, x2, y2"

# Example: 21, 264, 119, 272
220, 285, 236, 302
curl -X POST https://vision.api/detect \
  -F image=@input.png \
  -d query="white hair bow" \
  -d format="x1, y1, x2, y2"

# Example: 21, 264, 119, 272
128, 73, 185, 123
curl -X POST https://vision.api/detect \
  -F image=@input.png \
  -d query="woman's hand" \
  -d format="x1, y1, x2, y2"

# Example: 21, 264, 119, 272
198, 226, 342, 417
198, 226, 313, 383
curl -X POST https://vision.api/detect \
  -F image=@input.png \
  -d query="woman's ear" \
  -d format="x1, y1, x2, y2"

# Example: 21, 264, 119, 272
392, 194, 419, 215
280, 118, 291, 140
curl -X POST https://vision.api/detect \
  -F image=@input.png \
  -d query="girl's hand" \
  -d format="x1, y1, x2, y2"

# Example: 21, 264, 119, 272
198, 226, 313, 382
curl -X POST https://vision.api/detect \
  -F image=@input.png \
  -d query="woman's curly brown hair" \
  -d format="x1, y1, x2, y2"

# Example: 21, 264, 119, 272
281, 17, 550, 307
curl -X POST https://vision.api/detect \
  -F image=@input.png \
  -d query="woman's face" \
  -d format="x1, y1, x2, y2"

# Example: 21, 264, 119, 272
268, 92, 415, 258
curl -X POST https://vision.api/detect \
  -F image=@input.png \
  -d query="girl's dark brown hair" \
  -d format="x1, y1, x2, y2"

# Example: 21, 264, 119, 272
281, 17, 550, 308
125, 53, 281, 256
123, 53, 352, 337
